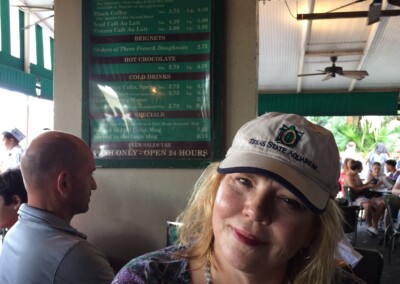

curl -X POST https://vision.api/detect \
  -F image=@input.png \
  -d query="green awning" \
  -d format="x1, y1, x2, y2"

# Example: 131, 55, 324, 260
39, 77, 53, 100
258, 92, 399, 116
0, 64, 36, 96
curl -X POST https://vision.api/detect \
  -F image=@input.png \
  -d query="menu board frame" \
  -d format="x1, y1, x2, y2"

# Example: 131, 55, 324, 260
81, 0, 223, 168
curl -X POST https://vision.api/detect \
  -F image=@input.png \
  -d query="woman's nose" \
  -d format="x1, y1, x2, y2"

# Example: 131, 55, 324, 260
242, 194, 272, 225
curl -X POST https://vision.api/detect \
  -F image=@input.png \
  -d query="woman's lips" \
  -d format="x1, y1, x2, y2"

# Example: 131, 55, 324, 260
232, 228, 266, 246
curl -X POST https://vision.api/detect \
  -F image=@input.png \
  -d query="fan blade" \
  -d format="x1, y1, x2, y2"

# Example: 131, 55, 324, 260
340, 70, 369, 80
11, 5, 54, 12
322, 74, 333, 81
297, 72, 326, 77
22, 14, 54, 30
342, 70, 369, 76
368, 1, 382, 25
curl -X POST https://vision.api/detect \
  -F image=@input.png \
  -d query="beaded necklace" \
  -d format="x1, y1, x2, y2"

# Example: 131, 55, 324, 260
204, 261, 212, 284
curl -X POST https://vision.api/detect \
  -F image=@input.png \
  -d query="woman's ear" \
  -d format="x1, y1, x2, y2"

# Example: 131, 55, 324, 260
11, 195, 22, 210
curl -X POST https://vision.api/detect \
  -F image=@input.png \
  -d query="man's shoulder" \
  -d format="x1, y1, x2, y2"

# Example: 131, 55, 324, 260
56, 237, 115, 283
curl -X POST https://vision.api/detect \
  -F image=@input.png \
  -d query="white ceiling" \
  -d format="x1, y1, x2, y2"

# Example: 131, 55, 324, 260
12, 0, 54, 34
11, 0, 400, 96
258, 0, 400, 94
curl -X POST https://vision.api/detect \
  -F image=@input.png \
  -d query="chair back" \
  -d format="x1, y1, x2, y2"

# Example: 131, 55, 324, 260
340, 205, 360, 234
166, 221, 182, 246
353, 247, 384, 284
384, 195, 400, 226
340, 205, 360, 245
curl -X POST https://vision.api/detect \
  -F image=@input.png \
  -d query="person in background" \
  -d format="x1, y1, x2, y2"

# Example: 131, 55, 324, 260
112, 112, 362, 284
366, 162, 386, 190
339, 158, 353, 198
391, 175, 400, 195
0, 131, 114, 283
0, 168, 27, 228
345, 160, 385, 236
384, 159, 400, 188
365, 142, 390, 174
1, 128, 25, 172
341, 141, 363, 162
393, 148, 400, 170
0, 168, 27, 245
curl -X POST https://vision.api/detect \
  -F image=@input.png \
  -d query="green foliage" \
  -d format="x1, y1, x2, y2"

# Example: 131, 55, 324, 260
307, 116, 400, 157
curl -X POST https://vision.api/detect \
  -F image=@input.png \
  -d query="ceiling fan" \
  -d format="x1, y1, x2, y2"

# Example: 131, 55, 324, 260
298, 56, 369, 81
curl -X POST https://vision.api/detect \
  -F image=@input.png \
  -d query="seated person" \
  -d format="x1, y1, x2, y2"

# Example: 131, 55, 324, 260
345, 160, 385, 236
112, 112, 363, 284
366, 162, 386, 190
339, 158, 353, 198
392, 175, 400, 195
0, 168, 27, 229
384, 159, 400, 188
0, 131, 115, 283
0, 168, 27, 244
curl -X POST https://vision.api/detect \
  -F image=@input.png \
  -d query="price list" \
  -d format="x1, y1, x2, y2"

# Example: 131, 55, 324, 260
88, 0, 213, 162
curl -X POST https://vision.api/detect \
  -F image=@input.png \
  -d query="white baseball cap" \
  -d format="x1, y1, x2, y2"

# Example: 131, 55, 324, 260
218, 112, 340, 214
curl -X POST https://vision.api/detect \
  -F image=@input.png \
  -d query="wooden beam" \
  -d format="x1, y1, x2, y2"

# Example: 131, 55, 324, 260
297, 9, 400, 20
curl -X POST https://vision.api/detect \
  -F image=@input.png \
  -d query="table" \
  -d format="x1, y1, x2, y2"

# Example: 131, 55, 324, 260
373, 189, 393, 194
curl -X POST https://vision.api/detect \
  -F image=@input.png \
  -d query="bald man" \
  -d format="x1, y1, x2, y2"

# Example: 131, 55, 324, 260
0, 131, 114, 283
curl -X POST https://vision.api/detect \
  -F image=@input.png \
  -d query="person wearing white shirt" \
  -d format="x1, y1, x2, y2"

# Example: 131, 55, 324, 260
1, 128, 25, 172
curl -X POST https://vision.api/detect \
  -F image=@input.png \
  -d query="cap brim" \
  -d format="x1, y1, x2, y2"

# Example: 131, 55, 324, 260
218, 151, 330, 214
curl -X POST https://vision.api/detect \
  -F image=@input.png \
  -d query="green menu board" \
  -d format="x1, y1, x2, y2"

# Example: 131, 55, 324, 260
82, 0, 223, 168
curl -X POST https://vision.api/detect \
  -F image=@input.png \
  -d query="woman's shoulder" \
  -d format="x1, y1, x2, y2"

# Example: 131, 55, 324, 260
112, 245, 191, 284
338, 269, 366, 284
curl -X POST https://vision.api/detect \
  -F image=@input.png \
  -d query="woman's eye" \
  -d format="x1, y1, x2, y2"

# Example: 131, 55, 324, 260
278, 196, 305, 211
237, 177, 251, 186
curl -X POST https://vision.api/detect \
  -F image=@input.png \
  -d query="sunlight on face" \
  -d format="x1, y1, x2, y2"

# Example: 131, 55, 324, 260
372, 164, 381, 175
212, 173, 317, 276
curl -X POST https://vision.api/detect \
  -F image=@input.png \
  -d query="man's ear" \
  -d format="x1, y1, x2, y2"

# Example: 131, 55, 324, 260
11, 195, 22, 210
57, 171, 70, 198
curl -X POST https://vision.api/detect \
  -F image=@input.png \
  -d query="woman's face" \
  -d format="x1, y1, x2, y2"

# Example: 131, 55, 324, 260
212, 173, 317, 275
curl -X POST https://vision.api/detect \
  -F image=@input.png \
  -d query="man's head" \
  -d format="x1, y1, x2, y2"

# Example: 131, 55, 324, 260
0, 168, 27, 229
371, 162, 382, 175
2, 128, 25, 150
385, 159, 397, 173
20, 131, 97, 222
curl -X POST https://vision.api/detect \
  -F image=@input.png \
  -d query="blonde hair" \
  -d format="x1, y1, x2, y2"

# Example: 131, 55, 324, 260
342, 158, 353, 174
292, 199, 344, 283
176, 163, 220, 266
176, 163, 345, 283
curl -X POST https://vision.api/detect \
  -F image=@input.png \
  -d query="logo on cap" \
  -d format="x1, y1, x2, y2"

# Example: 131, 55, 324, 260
276, 124, 303, 148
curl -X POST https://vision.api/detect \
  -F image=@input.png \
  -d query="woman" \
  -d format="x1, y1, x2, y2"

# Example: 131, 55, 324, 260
345, 160, 385, 236
113, 113, 362, 284
339, 158, 353, 197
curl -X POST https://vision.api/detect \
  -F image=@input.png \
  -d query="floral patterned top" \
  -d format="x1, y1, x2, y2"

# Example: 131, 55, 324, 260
112, 245, 191, 284
111, 245, 364, 284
